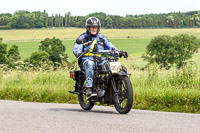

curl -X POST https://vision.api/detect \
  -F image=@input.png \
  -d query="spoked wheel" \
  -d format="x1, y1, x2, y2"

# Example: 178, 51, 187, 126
113, 75, 133, 114
78, 79, 94, 110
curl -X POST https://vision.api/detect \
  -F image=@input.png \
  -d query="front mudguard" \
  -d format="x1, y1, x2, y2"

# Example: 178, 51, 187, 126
106, 71, 131, 103
116, 71, 131, 76
110, 70, 131, 91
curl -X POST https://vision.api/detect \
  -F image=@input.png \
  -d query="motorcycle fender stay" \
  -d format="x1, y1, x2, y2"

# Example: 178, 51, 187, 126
116, 71, 131, 76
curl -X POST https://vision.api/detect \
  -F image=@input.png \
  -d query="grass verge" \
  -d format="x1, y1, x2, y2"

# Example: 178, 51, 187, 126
0, 66, 199, 113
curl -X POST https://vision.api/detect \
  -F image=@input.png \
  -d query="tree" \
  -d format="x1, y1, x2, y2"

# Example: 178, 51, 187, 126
193, 13, 200, 27
142, 34, 200, 69
88, 12, 107, 27
142, 35, 173, 68
2, 10, 200, 29
0, 38, 7, 64
48, 15, 54, 27
59, 14, 63, 27
44, 12, 49, 27
32, 11, 45, 28
55, 14, 59, 27
66, 12, 71, 27
39, 37, 67, 64
172, 34, 200, 68
29, 51, 50, 67
166, 15, 175, 28
105, 16, 112, 28
0, 16, 11, 26
7, 45, 21, 68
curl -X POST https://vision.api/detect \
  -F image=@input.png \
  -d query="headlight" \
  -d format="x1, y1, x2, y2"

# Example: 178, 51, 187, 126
109, 62, 121, 73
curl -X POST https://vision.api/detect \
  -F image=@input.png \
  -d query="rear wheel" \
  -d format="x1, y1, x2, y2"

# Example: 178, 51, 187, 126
113, 76, 133, 114
78, 79, 94, 110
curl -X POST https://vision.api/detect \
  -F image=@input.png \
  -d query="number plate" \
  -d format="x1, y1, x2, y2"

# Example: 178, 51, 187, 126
109, 62, 121, 73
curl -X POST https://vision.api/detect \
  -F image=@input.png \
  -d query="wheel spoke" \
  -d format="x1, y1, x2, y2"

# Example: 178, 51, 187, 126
122, 82, 127, 91
113, 76, 133, 114
116, 79, 128, 108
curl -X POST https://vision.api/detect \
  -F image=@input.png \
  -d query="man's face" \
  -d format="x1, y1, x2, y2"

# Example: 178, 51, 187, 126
89, 27, 98, 35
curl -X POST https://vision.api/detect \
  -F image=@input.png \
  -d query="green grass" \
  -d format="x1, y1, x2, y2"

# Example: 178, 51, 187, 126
7, 41, 40, 60
131, 64, 200, 113
0, 66, 199, 113
7, 39, 150, 61
0, 70, 78, 103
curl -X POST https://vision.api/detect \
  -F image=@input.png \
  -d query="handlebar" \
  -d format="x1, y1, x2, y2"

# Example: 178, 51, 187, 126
77, 50, 128, 59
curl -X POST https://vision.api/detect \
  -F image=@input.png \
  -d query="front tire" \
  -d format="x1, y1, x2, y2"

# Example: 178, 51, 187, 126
113, 76, 133, 114
78, 79, 94, 110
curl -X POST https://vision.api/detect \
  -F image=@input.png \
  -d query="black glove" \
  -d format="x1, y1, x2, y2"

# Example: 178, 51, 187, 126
119, 51, 128, 58
124, 51, 128, 58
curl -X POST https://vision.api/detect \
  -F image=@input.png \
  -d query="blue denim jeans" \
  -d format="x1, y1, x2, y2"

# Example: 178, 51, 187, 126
83, 59, 108, 87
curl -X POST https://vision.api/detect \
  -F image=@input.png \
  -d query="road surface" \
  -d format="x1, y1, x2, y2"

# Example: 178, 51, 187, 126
0, 100, 199, 133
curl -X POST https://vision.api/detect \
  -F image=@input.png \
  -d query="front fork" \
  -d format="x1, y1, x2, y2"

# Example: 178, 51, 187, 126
111, 77, 118, 95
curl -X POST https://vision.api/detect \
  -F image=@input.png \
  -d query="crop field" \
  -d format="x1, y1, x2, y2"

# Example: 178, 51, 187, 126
3, 28, 200, 61
1, 28, 200, 42
0, 28, 200, 113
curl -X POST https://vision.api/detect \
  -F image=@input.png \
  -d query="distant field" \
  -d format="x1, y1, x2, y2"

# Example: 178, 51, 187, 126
7, 39, 150, 61
1, 28, 200, 42
1, 28, 200, 61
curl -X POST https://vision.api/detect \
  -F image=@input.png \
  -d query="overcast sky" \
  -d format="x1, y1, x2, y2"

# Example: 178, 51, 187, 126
1, 0, 200, 16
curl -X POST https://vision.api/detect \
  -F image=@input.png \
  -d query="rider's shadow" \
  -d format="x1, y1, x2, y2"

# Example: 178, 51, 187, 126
49, 108, 118, 114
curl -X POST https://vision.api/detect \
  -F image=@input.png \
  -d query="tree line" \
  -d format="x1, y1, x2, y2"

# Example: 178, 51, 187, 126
0, 10, 200, 29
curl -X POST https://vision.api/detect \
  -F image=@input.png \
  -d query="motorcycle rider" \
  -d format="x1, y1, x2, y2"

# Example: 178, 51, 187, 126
73, 17, 120, 98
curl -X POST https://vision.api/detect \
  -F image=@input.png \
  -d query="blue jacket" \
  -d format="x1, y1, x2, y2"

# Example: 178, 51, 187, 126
73, 32, 118, 62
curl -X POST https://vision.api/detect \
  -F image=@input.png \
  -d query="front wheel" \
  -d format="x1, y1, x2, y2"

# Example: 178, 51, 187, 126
113, 76, 133, 114
78, 79, 94, 110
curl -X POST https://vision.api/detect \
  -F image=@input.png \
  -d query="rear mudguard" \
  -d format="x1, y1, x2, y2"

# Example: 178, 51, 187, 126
69, 70, 85, 95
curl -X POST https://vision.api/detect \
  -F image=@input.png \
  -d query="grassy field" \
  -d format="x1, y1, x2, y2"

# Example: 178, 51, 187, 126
7, 39, 150, 61
1, 28, 200, 42
0, 28, 200, 113
2, 28, 199, 61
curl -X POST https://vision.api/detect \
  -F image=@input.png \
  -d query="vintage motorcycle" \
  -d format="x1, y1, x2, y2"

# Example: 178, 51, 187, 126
69, 50, 133, 114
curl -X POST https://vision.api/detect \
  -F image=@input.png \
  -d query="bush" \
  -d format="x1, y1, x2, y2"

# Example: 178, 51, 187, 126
29, 51, 50, 67
39, 37, 68, 65
0, 39, 7, 64
172, 34, 200, 68
143, 34, 200, 69
7, 45, 21, 68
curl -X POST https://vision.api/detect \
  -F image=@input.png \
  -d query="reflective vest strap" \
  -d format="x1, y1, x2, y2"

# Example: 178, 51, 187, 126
89, 39, 97, 52
84, 53, 102, 57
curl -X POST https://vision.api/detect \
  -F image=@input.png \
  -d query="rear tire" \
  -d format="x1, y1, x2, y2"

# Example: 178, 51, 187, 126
113, 76, 133, 114
78, 79, 94, 110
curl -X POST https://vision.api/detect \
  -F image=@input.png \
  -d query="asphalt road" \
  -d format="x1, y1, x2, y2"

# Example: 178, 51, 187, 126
0, 100, 199, 133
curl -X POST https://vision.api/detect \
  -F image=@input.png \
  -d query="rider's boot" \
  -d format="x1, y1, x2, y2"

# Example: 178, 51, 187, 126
86, 87, 92, 97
